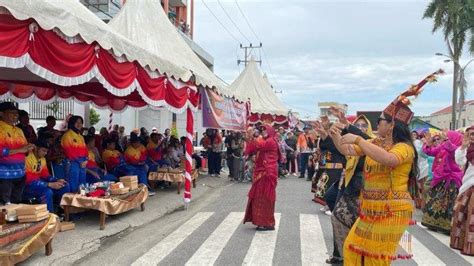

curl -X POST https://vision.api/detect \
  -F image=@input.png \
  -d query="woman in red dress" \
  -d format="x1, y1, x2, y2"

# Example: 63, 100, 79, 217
244, 124, 280, 231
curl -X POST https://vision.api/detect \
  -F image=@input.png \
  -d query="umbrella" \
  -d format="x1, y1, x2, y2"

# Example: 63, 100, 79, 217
414, 127, 440, 135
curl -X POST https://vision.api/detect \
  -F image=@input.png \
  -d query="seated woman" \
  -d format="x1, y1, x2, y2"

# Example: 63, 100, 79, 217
102, 138, 129, 178
23, 140, 69, 212
146, 133, 166, 171
84, 135, 117, 183
163, 141, 181, 168
124, 134, 149, 185
61, 116, 88, 193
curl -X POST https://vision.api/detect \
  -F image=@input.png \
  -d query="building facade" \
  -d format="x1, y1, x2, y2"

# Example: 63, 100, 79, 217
426, 100, 474, 129
318, 102, 348, 122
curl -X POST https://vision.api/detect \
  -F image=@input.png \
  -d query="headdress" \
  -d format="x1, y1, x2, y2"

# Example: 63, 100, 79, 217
383, 69, 444, 124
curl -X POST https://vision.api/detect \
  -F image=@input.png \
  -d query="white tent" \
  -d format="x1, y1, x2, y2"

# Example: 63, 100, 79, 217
108, 0, 239, 100
0, 0, 189, 81
230, 59, 288, 117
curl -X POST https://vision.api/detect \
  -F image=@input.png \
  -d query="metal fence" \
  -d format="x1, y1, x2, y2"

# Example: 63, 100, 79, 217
29, 101, 74, 120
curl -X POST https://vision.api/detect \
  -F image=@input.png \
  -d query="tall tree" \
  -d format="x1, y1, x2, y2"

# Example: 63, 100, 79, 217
423, 0, 472, 129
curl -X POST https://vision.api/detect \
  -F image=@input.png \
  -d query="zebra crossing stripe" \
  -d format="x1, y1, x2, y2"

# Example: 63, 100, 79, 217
421, 226, 474, 265
186, 212, 244, 265
300, 214, 327, 265
410, 235, 445, 265
132, 212, 214, 266
242, 213, 282, 266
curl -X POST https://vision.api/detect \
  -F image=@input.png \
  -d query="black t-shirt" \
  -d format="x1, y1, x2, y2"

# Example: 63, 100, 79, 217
225, 136, 234, 155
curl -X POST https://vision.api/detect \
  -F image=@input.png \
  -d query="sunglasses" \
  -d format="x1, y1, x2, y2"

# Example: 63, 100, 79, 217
355, 123, 368, 129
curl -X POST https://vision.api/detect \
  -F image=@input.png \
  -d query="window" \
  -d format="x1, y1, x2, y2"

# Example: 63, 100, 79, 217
29, 101, 74, 120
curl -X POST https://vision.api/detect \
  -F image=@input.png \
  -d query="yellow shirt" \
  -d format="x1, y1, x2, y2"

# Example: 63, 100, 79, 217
355, 142, 414, 191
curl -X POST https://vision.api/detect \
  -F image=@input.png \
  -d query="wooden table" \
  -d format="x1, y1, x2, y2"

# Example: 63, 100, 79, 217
0, 214, 59, 265
148, 169, 198, 194
61, 185, 148, 230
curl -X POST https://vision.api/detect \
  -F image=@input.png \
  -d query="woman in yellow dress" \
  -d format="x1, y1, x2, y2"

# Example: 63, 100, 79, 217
329, 70, 443, 265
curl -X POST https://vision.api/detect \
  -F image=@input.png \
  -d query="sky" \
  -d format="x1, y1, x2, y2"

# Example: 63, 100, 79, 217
193, 0, 474, 119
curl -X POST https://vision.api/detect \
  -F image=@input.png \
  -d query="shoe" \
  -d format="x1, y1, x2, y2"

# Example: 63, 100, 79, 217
320, 206, 329, 212
298, 176, 304, 178
147, 185, 156, 196
325, 210, 332, 216
256, 226, 275, 231
306, 178, 312, 181
325, 256, 343, 264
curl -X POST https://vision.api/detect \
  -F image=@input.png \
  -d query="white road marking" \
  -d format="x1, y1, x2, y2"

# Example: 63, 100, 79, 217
422, 226, 474, 265
132, 212, 214, 266
300, 214, 328, 266
185, 212, 244, 265
242, 213, 282, 266
411, 235, 445, 265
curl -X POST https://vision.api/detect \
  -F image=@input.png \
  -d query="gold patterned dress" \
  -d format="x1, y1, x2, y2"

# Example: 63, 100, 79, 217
343, 142, 415, 266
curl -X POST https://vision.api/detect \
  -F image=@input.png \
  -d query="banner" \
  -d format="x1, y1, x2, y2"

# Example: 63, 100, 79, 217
202, 88, 248, 131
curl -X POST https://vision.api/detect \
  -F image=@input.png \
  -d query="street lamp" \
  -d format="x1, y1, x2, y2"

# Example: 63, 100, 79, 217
436, 52, 474, 129
436, 52, 458, 129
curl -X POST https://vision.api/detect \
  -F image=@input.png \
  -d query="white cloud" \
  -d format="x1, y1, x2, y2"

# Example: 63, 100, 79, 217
194, 0, 473, 117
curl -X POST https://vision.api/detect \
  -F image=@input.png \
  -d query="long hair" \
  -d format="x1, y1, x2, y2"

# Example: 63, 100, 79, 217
387, 115, 419, 181
67, 115, 83, 133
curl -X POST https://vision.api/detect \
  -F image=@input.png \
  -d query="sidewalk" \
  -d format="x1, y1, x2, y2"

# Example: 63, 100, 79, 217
23, 173, 230, 265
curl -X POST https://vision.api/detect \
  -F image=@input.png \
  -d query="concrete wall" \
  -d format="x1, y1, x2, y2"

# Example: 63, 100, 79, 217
96, 108, 205, 138
428, 104, 474, 129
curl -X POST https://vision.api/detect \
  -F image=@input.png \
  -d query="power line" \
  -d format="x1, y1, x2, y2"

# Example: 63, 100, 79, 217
201, 0, 240, 43
261, 49, 281, 90
233, 0, 281, 90
234, 0, 260, 41
217, 0, 251, 43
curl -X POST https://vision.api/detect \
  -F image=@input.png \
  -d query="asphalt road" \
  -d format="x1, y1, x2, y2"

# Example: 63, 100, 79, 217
78, 175, 474, 266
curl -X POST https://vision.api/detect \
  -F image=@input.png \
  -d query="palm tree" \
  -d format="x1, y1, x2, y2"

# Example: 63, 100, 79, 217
423, 0, 473, 129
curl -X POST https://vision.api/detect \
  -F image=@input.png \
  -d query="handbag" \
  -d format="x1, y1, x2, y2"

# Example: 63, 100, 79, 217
314, 171, 329, 199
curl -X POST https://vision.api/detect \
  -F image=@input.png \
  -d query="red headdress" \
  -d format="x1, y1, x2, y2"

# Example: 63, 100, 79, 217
383, 69, 445, 124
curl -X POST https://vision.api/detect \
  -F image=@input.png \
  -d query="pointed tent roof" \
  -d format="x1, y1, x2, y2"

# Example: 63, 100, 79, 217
230, 59, 288, 116
108, 0, 239, 100
0, 0, 186, 77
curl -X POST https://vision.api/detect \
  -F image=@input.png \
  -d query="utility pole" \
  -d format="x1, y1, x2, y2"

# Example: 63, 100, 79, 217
237, 43, 262, 66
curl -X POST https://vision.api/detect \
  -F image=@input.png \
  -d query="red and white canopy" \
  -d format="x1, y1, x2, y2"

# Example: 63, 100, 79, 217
230, 59, 288, 125
108, 0, 240, 102
0, 0, 202, 112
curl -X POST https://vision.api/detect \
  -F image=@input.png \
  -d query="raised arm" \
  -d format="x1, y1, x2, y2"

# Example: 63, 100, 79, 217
422, 143, 442, 156
340, 134, 411, 168
329, 124, 359, 156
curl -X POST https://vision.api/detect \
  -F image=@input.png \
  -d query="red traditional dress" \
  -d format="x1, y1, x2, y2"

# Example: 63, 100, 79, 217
244, 125, 280, 227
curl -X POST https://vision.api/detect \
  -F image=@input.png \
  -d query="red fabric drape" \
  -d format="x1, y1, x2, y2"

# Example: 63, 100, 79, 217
97, 49, 137, 90
249, 113, 288, 125
30, 29, 96, 77
0, 14, 199, 112
0, 16, 29, 57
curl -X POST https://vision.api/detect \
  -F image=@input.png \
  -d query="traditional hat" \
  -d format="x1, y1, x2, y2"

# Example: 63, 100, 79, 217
383, 69, 444, 124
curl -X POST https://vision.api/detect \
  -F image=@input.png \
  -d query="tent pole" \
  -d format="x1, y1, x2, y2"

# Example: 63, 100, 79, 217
184, 107, 193, 209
